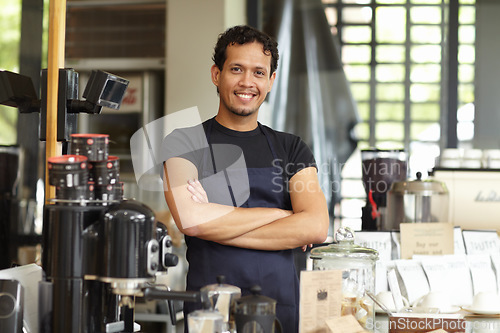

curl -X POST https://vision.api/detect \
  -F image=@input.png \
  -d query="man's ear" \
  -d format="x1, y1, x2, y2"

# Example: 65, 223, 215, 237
268, 71, 276, 93
211, 64, 221, 87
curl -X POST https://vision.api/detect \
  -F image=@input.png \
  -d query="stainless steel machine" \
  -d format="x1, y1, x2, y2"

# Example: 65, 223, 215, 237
41, 134, 201, 333
384, 171, 449, 230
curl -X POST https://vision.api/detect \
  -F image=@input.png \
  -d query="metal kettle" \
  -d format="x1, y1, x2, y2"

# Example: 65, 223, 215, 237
233, 285, 282, 333
200, 275, 241, 333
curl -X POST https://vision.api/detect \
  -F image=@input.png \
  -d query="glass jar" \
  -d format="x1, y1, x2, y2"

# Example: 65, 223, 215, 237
310, 227, 378, 330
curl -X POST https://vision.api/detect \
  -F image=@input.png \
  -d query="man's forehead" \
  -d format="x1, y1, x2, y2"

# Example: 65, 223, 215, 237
226, 42, 272, 66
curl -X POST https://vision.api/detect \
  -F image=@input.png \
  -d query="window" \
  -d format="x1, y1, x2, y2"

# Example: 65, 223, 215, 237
0, 0, 49, 145
0, 0, 22, 145
322, 0, 476, 230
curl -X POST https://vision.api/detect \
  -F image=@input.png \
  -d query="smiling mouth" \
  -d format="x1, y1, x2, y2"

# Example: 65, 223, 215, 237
235, 92, 255, 100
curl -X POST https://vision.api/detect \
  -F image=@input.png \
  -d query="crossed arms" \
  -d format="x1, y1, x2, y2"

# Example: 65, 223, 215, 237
162, 157, 329, 251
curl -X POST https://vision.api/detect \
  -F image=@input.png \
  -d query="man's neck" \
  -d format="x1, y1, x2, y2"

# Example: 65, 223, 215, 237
215, 113, 258, 132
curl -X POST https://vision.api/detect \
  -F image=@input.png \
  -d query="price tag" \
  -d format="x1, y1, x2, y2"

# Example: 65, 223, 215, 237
394, 259, 430, 305
417, 255, 473, 306
355, 231, 393, 293
462, 230, 500, 255
468, 253, 497, 294
355, 231, 393, 261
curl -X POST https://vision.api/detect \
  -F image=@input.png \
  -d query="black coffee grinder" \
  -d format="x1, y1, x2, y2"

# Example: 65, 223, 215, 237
41, 134, 200, 333
361, 149, 407, 230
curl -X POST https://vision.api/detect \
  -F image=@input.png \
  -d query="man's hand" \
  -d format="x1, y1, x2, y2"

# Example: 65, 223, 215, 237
187, 179, 209, 204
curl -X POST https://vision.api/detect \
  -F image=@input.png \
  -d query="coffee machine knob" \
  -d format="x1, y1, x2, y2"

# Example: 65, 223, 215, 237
164, 253, 179, 267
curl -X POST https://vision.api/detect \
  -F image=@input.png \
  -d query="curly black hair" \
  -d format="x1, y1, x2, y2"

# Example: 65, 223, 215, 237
212, 25, 279, 77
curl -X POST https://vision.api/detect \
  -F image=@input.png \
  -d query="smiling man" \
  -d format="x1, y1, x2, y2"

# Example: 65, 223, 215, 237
161, 25, 329, 333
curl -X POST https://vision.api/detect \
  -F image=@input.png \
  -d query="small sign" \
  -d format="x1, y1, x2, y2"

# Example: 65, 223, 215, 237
400, 223, 454, 259
299, 270, 342, 333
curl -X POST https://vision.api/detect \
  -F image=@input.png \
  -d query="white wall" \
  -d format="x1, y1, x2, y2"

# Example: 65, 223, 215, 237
166, 0, 247, 121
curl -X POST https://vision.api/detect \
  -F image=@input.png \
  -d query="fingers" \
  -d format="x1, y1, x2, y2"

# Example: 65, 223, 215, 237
301, 244, 313, 252
187, 179, 209, 204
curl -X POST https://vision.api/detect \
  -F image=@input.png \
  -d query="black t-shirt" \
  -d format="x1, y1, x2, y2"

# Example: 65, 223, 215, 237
161, 117, 316, 182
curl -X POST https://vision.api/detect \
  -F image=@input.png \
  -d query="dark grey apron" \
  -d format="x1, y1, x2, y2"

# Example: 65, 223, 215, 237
183, 118, 299, 332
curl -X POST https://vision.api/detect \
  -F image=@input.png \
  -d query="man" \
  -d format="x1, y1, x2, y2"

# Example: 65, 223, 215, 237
161, 25, 329, 332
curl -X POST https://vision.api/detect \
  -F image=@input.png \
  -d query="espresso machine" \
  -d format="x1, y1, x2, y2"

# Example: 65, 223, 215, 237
361, 149, 408, 230
0, 68, 206, 332
41, 133, 203, 333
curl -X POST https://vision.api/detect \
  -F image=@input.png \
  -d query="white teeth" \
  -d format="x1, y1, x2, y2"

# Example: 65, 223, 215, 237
236, 93, 253, 99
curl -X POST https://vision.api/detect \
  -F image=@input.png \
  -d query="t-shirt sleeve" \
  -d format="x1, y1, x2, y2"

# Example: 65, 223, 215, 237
159, 124, 208, 177
282, 134, 317, 180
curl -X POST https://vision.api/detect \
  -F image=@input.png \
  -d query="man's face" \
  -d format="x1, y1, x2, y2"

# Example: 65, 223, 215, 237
211, 41, 276, 118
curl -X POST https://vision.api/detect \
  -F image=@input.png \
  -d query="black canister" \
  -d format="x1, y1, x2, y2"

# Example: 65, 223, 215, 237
70, 133, 109, 162
48, 155, 89, 188
94, 183, 122, 202
55, 181, 95, 201
89, 156, 120, 185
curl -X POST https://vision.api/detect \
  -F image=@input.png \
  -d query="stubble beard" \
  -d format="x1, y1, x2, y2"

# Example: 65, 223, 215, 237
223, 99, 260, 117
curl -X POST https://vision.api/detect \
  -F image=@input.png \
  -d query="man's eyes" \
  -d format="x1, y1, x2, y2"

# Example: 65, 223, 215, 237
230, 67, 266, 76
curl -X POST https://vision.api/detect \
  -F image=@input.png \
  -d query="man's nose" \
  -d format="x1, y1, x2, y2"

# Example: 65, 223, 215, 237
239, 72, 255, 87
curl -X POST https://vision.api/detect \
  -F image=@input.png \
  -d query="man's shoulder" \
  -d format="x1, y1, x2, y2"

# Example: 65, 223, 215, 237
167, 118, 210, 137
160, 119, 212, 161
260, 123, 300, 140
259, 123, 304, 149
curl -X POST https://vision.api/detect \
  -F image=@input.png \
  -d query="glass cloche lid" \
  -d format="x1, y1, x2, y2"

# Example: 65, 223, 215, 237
310, 227, 379, 261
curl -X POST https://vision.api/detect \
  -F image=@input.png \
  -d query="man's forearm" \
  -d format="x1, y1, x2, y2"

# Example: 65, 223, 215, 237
173, 198, 292, 241
217, 209, 328, 250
